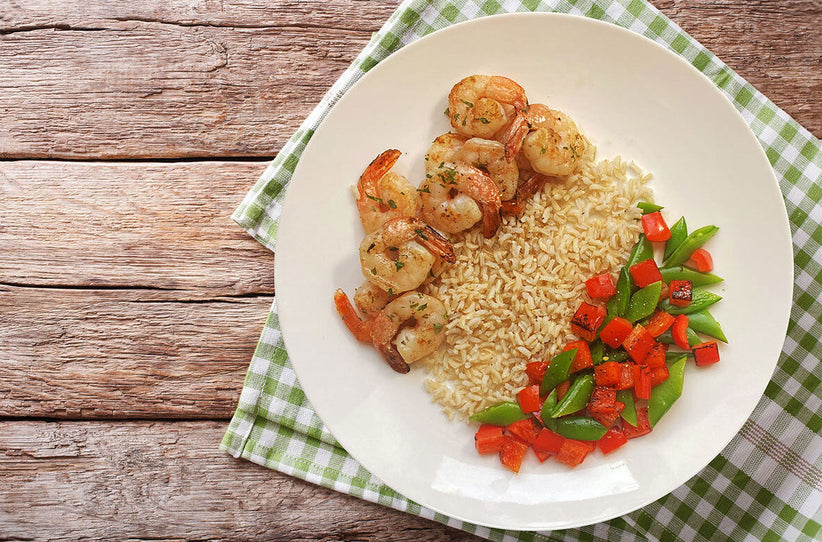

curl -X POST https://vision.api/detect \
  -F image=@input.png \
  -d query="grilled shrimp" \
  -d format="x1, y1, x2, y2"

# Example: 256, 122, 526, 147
448, 75, 528, 151
520, 103, 587, 176
360, 217, 456, 294
356, 149, 422, 234
419, 162, 502, 238
425, 133, 468, 175
455, 138, 519, 201
354, 280, 394, 317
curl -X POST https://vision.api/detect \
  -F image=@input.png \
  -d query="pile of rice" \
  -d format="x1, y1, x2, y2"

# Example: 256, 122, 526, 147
420, 142, 653, 420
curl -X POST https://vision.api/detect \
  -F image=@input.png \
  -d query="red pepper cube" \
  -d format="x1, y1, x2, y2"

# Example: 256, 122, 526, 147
586, 273, 617, 299
629, 259, 664, 288
533, 448, 552, 463
599, 317, 633, 349
594, 361, 622, 387
616, 362, 636, 390
588, 386, 616, 410
598, 425, 628, 455
693, 340, 721, 366
499, 435, 529, 473
687, 248, 714, 273
623, 324, 656, 363
564, 340, 593, 372
517, 385, 541, 414
634, 365, 652, 400
646, 311, 675, 337
622, 406, 652, 439
532, 428, 565, 455
669, 280, 693, 307
556, 439, 593, 467
507, 417, 541, 445
641, 211, 671, 242
651, 365, 669, 386
590, 402, 625, 428
524, 361, 550, 386
672, 314, 691, 350
475, 424, 506, 454
570, 302, 607, 342
645, 341, 667, 368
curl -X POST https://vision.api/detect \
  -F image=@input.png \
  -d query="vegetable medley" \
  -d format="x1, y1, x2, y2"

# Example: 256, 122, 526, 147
470, 204, 725, 472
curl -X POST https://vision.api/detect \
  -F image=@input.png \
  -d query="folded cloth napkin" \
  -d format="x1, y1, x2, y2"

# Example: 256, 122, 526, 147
221, 1, 822, 539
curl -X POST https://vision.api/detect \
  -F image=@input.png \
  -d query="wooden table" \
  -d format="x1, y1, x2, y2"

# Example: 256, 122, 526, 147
1, 1, 819, 539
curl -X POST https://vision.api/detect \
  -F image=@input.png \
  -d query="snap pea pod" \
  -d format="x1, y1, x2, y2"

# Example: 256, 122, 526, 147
549, 374, 595, 418
469, 401, 527, 426
658, 287, 722, 315
552, 416, 609, 441
540, 349, 577, 395
617, 389, 637, 426
648, 354, 687, 427
590, 340, 604, 366
607, 266, 632, 317
663, 216, 687, 260
658, 327, 702, 347
687, 309, 728, 343
659, 266, 723, 287
602, 346, 629, 363
663, 225, 719, 268
624, 281, 663, 322
637, 201, 663, 214
627, 234, 654, 267
540, 389, 558, 432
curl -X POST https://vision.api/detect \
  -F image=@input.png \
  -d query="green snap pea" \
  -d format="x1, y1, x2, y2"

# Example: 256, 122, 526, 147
552, 416, 609, 441
658, 287, 722, 315
627, 234, 654, 267
617, 389, 637, 426
549, 374, 595, 418
663, 225, 719, 268
607, 267, 632, 318
687, 309, 728, 343
469, 401, 527, 426
590, 340, 604, 366
637, 201, 664, 214
602, 346, 628, 363
659, 266, 723, 287
540, 349, 577, 395
649, 354, 687, 427
664, 217, 687, 261
624, 281, 663, 322
658, 327, 702, 347
540, 389, 558, 432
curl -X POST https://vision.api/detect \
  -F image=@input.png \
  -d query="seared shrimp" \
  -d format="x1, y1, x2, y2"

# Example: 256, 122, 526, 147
371, 292, 448, 373
425, 133, 468, 175
334, 289, 374, 343
520, 104, 587, 176
356, 149, 422, 234
354, 280, 394, 317
419, 162, 502, 238
448, 75, 528, 144
455, 138, 519, 201
360, 217, 456, 294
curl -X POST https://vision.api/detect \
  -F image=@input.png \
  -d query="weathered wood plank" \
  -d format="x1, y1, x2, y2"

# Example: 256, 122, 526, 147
0, 160, 274, 294
0, 0, 818, 160
0, 286, 270, 418
0, 420, 481, 542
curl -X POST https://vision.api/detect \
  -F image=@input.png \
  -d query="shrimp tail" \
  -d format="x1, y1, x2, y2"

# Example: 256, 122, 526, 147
501, 171, 549, 216
481, 202, 503, 238
370, 312, 411, 374
358, 149, 402, 204
501, 113, 530, 162
415, 224, 456, 263
334, 289, 374, 343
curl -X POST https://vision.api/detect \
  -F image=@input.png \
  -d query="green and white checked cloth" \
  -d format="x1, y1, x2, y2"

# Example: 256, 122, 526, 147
221, 1, 822, 539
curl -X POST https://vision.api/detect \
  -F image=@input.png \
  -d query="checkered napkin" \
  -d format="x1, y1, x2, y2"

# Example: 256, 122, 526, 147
221, 1, 822, 539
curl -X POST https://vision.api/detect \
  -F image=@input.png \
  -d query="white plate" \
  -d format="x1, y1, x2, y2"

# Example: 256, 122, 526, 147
274, 13, 792, 531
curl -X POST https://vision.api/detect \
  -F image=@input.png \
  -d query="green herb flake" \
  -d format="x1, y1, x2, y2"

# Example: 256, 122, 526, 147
478, 117, 490, 124
370, 267, 377, 275
460, 99, 474, 108
387, 199, 397, 209
395, 261, 405, 271
417, 303, 427, 311
433, 323, 443, 332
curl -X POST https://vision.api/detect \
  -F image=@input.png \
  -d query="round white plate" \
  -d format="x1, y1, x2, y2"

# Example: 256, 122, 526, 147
274, 13, 792, 531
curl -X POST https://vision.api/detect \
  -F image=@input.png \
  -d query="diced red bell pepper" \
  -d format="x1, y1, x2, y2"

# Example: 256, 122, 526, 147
645, 341, 667, 368
564, 340, 593, 372
507, 417, 541, 445
693, 340, 720, 366
524, 361, 550, 386
598, 425, 628, 455
594, 361, 622, 387
623, 324, 656, 363
474, 424, 505, 454
533, 448, 552, 463
672, 314, 691, 350
586, 274, 617, 299
518, 385, 541, 414
629, 259, 664, 288
669, 279, 693, 307
556, 439, 593, 467
641, 211, 671, 242
616, 362, 635, 390
646, 311, 675, 337
532, 428, 565, 455
634, 365, 652, 400
571, 302, 607, 342
556, 380, 571, 402
589, 386, 616, 409
590, 401, 625, 428
687, 248, 714, 272
622, 406, 652, 439
599, 317, 633, 349
651, 365, 669, 386
499, 435, 529, 473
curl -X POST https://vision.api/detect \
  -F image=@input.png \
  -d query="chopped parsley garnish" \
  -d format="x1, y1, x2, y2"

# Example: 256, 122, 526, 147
478, 117, 490, 124
394, 261, 405, 271
433, 322, 443, 332
414, 228, 429, 240
370, 267, 377, 275
387, 199, 397, 209
460, 99, 474, 108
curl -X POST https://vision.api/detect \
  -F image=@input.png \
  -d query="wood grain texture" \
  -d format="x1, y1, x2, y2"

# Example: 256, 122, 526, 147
0, 0, 818, 160
0, 285, 269, 418
0, 421, 480, 541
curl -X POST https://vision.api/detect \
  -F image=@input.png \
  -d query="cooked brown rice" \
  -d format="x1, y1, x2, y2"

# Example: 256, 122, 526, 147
420, 141, 653, 420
